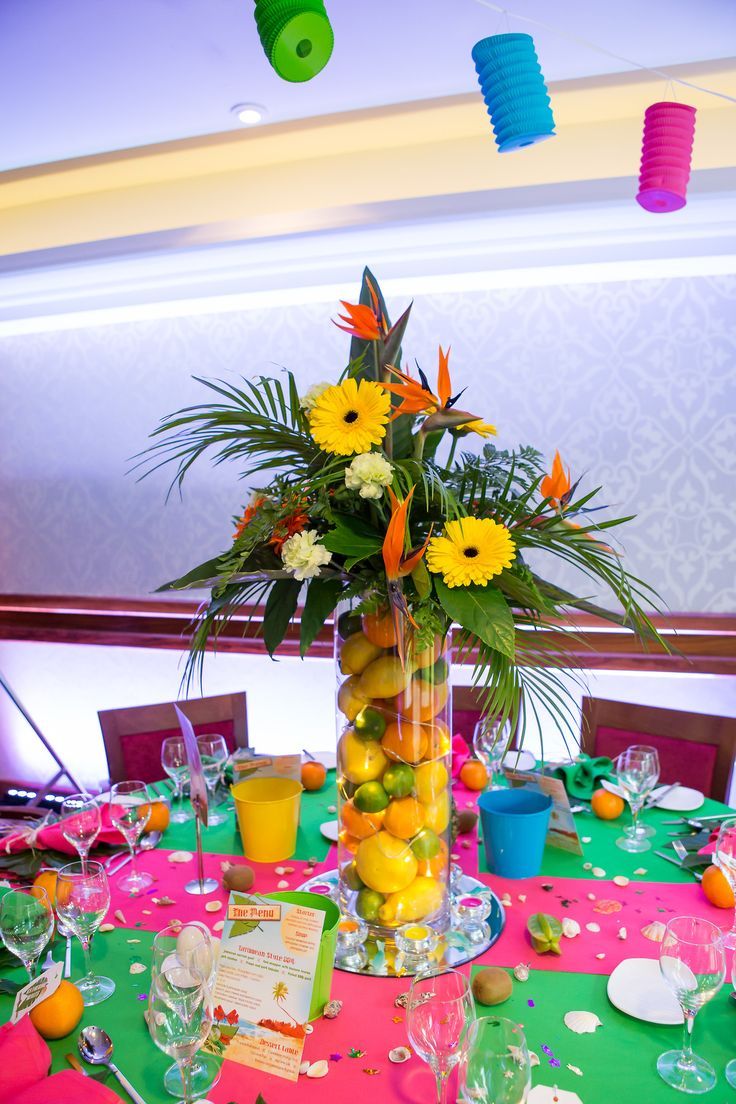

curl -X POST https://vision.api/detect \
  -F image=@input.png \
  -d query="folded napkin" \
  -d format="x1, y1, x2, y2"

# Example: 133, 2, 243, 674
0, 1017, 121, 1103
451, 734, 471, 779
0, 806, 123, 857
551, 753, 615, 800
13, 1069, 122, 1104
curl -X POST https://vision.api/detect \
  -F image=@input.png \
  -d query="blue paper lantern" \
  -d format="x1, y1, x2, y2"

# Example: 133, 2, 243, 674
472, 33, 555, 153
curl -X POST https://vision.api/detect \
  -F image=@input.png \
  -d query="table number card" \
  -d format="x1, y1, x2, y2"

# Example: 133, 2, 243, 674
504, 769, 584, 855
232, 752, 302, 782
207, 891, 324, 1082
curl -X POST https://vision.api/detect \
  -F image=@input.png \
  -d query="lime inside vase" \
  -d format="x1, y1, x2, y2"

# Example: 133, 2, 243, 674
335, 600, 452, 946
254, 0, 334, 82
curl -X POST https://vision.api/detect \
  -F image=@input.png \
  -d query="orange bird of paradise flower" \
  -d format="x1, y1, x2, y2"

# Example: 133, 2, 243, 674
382, 486, 432, 666
382, 346, 492, 435
334, 277, 388, 342
540, 451, 572, 508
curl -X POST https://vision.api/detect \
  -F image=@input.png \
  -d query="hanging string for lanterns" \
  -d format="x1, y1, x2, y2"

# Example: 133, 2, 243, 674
471, 33, 555, 153
253, 0, 334, 83
636, 101, 697, 213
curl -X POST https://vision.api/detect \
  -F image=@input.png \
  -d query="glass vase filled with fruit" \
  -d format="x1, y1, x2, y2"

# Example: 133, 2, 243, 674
336, 599, 452, 959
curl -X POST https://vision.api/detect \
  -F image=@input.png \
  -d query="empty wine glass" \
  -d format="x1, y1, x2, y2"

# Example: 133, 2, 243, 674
460, 1016, 531, 1104
714, 817, 736, 953
615, 745, 660, 852
658, 915, 725, 1094
197, 734, 229, 827
473, 718, 511, 790
56, 860, 115, 1005
725, 957, 736, 1088
407, 968, 475, 1104
60, 793, 101, 872
161, 737, 193, 824
109, 780, 153, 892
152, 922, 220, 1098
0, 886, 54, 981
148, 965, 214, 1104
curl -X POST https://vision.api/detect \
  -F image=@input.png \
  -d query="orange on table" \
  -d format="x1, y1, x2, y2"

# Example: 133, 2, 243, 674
459, 759, 489, 792
337, 675, 369, 721
341, 799, 384, 840
381, 720, 428, 765
394, 679, 449, 723
362, 608, 397, 648
359, 655, 411, 699
591, 788, 625, 820
29, 980, 84, 1039
301, 761, 327, 791
32, 869, 58, 907
415, 760, 449, 804
383, 796, 426, 840
702, 865, 735, 909
139, 800, 170, 834
339, 631, 384, 676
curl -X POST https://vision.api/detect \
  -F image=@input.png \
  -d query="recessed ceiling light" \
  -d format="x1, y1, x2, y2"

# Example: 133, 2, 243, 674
231, 103, 266, 126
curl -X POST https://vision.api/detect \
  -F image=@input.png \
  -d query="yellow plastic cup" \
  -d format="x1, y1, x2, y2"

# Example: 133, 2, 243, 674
231, 777, 302, 862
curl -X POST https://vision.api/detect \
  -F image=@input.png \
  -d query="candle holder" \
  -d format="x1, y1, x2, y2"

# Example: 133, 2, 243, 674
394, 922, 439, 974
336, 915, 369, 970
452, 893, 493, 945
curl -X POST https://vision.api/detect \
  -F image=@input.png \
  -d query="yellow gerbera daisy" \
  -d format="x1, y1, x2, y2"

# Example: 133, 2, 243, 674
426, 517, 516, 588
309, 378, 391, 456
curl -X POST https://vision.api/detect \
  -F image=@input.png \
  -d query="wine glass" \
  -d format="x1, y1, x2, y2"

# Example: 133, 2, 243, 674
151, 922, 220, 1098
624, 745, 660, 842
161, 737, 193, 824
60, 793, 101, 873
725, 957, 736, 1088
109, 780, 153, 892
148, 965, 214, 1104
197, 735, 229, 827
56, 860, 115, 1005
460, 1016, 531, 1104
714, 817, 736, 953
406, 968, 475, 1104
657, 915, 725, 1094
473, 718, 511, 790
615, 745, 660, 852
0, 887, 54, 981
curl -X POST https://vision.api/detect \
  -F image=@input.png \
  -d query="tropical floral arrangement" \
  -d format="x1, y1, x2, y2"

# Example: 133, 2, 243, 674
141, 268, 662, 740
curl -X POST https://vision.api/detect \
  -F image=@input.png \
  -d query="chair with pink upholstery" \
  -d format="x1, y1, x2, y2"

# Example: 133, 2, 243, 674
98, 692, 248, 784
453, 686, 519, 751
580, 697, 736, 803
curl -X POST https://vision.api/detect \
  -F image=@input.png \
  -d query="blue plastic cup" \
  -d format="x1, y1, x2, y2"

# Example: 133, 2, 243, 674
478, 789, 553, 879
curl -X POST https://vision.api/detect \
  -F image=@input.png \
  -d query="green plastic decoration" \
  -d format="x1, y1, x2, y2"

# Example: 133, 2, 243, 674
527, 912, 563, 955
253, 0, 334, 83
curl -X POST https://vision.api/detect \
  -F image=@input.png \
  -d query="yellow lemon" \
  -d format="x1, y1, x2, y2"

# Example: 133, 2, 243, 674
339, 632, 384, 676
356, 830, 418, 894
415, 760, 449, 804
359, 656, 411, 699
29, 980, 84, 1040
378, 876, 444, 925
337, 675, 370, 721
423, 791, 450, 835
338, 728, 389, 785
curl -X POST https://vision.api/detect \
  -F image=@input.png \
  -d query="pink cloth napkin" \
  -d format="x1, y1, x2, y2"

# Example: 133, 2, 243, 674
12, 1070, 122, 1104
0, 1018, 121, 1103
451, 733, 470, 778
0, 806, 123, 857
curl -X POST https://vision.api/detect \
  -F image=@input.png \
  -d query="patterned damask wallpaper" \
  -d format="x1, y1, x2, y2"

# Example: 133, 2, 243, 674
0, 274, 734, 611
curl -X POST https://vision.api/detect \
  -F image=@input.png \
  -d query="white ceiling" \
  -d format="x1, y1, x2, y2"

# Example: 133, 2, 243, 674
0, 0, 734, 172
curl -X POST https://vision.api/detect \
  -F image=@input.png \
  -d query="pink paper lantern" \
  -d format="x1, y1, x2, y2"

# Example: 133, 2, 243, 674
636, 101, 696, 213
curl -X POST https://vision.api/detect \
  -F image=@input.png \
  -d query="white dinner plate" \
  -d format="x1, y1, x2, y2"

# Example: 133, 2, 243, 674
305, 751, 337, 770
607, 957, 683, 1025
502, 749, 537, 773
319, 819, 339, 842
601, 778, 704, 812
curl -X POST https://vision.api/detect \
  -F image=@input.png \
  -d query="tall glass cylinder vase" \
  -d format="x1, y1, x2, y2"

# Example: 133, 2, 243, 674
335, 599, 452, 947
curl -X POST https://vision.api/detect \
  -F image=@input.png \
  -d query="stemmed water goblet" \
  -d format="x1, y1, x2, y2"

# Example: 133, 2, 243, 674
148, 965, 214, 1104
657, 915, 725, 1094
197, 734, 229, 827
615, 745, 660, 852
473, 718, 511, 790
162, 737, 193, 824
406, 968, 475, 1104
109, 780, 153, 892
713, 816, 736, 954
60, 793, 101, 873
56, 860, 115, 1005
460, 1016, 531, 1104
0, 886, 54, 981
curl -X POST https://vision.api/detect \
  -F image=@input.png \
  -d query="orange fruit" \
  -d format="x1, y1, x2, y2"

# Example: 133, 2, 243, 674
139, 800, 170, 834
301, 761, 327, 791
459, 759, 489, 792
339, 632, 384, 676
339, 830, 361, 855
381, 720, 428, 765
362, 609, 397, 648
337, 675, 369, 721
341, 799, 384, 840
591, 788, 625, 820
416, 838, 449, 878
32, 869, 58, 908
702, 865, 735, 909
29, 980, 84, 1040
394, 679, 449, 723
383, 796, 426, 840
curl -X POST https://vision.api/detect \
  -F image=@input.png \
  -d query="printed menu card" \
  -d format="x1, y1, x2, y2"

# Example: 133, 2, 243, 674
207, 892, 324, 1081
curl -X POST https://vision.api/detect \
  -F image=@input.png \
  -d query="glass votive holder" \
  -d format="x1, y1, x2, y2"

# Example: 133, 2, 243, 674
394, 922, 439, 973
452, 894, 492, 945
450, 862, 464, 894
308, 881, 338, 902
336, 915, 368, 970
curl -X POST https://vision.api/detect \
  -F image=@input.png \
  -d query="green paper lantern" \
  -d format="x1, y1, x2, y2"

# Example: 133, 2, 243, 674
254, 0, 334, 83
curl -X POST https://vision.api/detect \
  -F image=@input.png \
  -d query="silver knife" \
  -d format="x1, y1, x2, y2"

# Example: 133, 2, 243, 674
644, 781, 681, 810
654, 849, 704, 881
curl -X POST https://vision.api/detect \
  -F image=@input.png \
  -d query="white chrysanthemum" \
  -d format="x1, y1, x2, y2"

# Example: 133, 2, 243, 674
281, 529, 332, 581
300, 381, 333, 413
344, 452, 393, 500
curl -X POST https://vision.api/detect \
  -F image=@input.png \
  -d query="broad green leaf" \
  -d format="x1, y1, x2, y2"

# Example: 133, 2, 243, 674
300, 577, 344, 657
262, 579, 302, 657
435, 578, 515, 659
322, 515, 383, 558
156, 555, 226, 592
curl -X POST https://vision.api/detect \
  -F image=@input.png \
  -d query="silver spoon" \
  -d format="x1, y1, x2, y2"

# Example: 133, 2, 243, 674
78, 1025, 148, 1104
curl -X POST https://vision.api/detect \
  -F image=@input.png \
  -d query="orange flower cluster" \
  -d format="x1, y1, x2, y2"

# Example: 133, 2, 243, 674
233, 496, 309, 552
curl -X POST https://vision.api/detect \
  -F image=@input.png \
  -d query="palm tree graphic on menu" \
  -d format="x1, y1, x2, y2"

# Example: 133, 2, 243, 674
272, 980, 298, 1027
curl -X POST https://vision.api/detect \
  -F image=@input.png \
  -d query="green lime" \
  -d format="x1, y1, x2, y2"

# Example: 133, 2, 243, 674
342, 861, 364, 891
382, 762, 415, 799
353, 781, 389, 813
337, 611, 363, 639
410, 827, 441, 860
415, 656, 449, 684
356, 887, 385, 922
354, 706, 387, 742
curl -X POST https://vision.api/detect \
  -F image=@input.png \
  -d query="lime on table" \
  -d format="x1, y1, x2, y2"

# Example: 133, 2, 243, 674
354, 781, 389, 813
383, 762, 415, 798
354, 707, 387, 741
